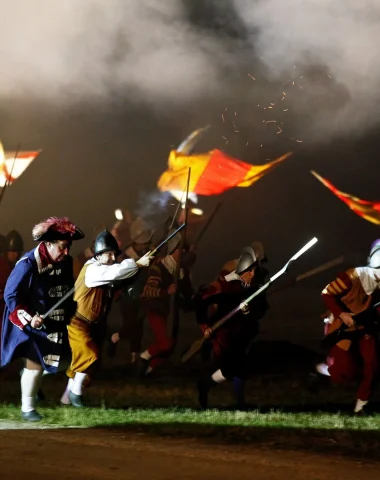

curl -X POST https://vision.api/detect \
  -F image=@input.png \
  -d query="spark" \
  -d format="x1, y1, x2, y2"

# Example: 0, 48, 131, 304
270, 103, 275, 106
296, 139, 303, 143
246, 141, 249, 146
266, 120, 277, 123
328, 74, 332, 78
248, 73, 256, 81
234, 130, 240, 133
222, 113, 225, 122
222, 136, 227, 140
225, 140, 229, 145
277, 126, 283, 135
283, 109, 289, 112
234, 111, 237, 116
232, 120, 238, 129
224, 107, 228, 112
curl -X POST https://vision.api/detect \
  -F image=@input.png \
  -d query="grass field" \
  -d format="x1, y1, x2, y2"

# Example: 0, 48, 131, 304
1, 355, 379, 458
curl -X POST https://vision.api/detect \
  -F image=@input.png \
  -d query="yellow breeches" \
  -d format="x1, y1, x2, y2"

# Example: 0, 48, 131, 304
66, 318, 106, 381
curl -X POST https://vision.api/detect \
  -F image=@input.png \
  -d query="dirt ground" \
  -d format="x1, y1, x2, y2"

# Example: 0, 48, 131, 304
0, 427, 379, 480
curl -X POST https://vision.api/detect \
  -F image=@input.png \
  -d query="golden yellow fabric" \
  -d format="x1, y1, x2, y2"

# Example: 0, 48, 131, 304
239, 152, 292, 187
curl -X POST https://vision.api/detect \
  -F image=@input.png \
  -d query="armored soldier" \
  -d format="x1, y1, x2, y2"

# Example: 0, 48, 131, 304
138, 230, 194, 376
61, 230, 152, 407
108, 217, 154, 363
195, 245, 269, 409
319, 239, 380, 415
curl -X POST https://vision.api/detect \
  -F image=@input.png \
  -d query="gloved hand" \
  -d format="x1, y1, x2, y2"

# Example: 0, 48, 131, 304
240, 301, 250, 315
136, 252, 153, 268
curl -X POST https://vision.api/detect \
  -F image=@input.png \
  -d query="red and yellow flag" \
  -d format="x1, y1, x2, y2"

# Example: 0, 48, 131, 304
0, 141, 41, 187
158, 149, 292, 196
311, 170, 380, 225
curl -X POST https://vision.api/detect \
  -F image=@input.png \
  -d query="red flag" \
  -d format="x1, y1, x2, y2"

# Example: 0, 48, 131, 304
311, 171, 380, 225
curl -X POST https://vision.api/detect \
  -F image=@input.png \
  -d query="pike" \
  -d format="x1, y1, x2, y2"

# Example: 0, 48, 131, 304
195, 201, 222, 245
268, 255, 345, 297
167, 168, 191, 338
181, 237, 318, 363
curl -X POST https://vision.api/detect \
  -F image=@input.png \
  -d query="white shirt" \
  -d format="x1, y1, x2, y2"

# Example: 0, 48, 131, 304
355, 267, 380, 295
84, 257, 138, 288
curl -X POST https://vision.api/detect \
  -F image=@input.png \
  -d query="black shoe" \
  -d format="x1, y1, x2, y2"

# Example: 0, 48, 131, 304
68, 390, 84, 408
22, 410, 42, 422
197, 380, 210, 409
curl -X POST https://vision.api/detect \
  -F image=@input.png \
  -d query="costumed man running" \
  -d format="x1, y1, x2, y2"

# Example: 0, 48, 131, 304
1, 217, 83, 421
319, 239, 380, 415
61, 230, 152, 407
107, 217, 154, 364
195, 245, 269, 409
138, 229, 194, 376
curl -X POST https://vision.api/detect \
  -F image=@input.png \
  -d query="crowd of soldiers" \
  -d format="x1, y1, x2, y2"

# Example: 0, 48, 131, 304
0, 210, 379, 421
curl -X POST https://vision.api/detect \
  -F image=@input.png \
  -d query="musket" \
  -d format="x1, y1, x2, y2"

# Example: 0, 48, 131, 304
195, 201, 222, 245
321, 301, 380, 351
181, 237, 318, 363
267, 255, 345, 297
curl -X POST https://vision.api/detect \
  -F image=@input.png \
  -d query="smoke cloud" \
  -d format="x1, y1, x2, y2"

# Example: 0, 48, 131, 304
234, 0, 380, 134
1, 1, 379, 136
0, 1, 225, 105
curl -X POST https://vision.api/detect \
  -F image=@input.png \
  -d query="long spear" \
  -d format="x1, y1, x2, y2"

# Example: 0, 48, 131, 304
167, 168, 191, 338
181, 237, 318, 363
195, 201, 222, 245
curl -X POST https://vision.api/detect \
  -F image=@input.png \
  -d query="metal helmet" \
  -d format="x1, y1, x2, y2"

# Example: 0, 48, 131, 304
368, 239, 380, 268
5, 230, 24, 252
235, 246, 257, 275
93, 230, 120, 257
167, 229, 182, 255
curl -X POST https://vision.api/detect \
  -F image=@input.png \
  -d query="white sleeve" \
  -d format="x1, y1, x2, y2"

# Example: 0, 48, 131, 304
84, 259, 139, 287
357, 267, 380, 295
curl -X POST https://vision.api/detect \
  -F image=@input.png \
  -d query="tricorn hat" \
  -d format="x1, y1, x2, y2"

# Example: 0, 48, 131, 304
32, 217, 84, 242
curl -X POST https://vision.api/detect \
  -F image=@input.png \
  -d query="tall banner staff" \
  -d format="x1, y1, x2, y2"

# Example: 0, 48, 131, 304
167, 168, 191, 338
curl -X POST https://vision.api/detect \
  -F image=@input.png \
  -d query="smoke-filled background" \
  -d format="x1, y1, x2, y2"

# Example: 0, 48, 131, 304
0, 0, 379, 348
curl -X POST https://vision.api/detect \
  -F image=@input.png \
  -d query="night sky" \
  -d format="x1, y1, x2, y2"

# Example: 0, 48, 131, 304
0, 1, 378, 347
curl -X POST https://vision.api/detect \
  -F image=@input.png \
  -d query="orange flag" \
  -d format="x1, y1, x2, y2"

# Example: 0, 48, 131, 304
158, 149, 292, 197
311, 171, 380, 225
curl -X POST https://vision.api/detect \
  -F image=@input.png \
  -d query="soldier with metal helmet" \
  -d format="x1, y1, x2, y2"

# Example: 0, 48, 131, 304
318, 239, 380, 415
1, 217, 83, 422
138, 229, 194, 376
61, 230, 152, 407
107, 217, 154, 364
195, 245, 269, 409
0, 230, 25, 349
